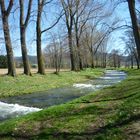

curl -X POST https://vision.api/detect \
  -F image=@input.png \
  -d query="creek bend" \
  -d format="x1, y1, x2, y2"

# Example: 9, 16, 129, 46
0, 70, 126, 121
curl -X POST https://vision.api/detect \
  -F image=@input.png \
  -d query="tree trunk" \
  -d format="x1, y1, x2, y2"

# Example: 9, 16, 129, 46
19, 0, 32, 75
68, 31, 75, 71
90, 47, 94, 68
113, 55, 116, 68
77, 42, 83, 70
135, 56, 140, 69
128, 0, 140, 61
36, 1, 45, 74
75, 21, 83, 70
91, 54, 94, 68
0, 0, 16, 76
103, 53, 107, 68
131, 55, 133, 69
3, 17, 16, 76
36, 26, 45, 74
136, 59, 139, 69
20, 27, 31, 75
95, 54, 98, 67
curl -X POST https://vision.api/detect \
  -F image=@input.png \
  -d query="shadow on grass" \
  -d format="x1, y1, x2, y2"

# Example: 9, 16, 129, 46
0, 114, 139, 139
93, 92, 139, 103
36, 114, 140, 139
78, 92, 139, 104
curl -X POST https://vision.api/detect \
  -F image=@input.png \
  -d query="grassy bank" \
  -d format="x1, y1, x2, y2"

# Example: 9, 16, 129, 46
0, 68, 104, 98
0, 69, 139, 140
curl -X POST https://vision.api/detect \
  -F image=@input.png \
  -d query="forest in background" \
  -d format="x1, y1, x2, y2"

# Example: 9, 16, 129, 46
0, 0, 140, 76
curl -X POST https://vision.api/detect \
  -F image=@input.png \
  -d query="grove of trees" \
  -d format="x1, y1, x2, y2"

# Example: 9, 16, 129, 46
0, 0, 139, 76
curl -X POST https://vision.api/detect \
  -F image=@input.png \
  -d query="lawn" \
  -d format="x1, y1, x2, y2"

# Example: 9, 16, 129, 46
0, 68, 104, 98
0, 69, 139, 140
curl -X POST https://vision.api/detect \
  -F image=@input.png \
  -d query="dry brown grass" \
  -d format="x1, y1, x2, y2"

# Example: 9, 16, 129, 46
0, 68, 70, 75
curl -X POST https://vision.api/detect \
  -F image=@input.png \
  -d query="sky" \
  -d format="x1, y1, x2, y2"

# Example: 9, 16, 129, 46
0, 0, 61, 56
107, 1, 131, 54
0, 0, 136, 57
108, 0, 140, 54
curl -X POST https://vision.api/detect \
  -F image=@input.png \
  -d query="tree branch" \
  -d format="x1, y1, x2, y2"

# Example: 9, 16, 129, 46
41, 11, 64, 34
6, 0, 14, 16
24, 0, 33, 28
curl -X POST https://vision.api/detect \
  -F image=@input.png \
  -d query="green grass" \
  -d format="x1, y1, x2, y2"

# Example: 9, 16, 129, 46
0, 68, 104, 98
0, 69, 140, 140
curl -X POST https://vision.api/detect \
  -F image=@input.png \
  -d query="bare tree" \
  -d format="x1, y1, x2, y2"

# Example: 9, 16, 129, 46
82, 23, 112, 68
127, 0, 140, 61
73, 0, 107, 70
109, 49, 121, 68
61, 0, 76, 71
100, 38, 108, 68
50, 34, 63, 74
83, 26, 97, 68
123, 30, 140, 69
36, 0, 45, 74
0, 0, 16, 76
36, 0, 62, 74
19, 0, 33, 75
73, 0, 89, 70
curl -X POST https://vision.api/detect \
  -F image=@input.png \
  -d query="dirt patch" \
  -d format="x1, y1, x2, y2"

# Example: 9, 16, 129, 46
124, 121, 140, 140
0, 68, 70, 75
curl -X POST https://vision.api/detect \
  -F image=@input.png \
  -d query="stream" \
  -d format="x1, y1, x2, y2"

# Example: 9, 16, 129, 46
0, 70, 126, 121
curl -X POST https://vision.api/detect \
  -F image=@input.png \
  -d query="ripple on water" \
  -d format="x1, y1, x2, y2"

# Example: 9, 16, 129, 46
73, 84, 109, 89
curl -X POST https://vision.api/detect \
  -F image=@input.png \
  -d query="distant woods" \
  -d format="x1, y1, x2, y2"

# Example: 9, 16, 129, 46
0, 0, 140, 76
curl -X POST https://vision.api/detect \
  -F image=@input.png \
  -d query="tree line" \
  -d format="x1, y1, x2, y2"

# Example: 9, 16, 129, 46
0, 0, 139, 76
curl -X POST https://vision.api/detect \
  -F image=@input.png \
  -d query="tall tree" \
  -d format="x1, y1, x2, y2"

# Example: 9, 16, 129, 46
123, 30, 140, 69
36, 0, 45, 74
61, 0, 76, 71
127, 0, 140, 61
19, 0, 33, 75
73, 0, 89, 70
73, 0, 105, 70
36, 0, 61, 74
0, 0, 16, 76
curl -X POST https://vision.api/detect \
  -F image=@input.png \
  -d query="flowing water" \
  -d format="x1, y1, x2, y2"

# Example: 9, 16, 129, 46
0, 70, 126, 121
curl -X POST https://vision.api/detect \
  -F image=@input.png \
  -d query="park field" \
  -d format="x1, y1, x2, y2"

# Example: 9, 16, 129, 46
0, 68, 139, 139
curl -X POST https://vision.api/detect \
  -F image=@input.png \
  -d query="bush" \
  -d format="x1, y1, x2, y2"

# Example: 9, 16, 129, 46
31, 64, 38, 68
0, 55, 7, 68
